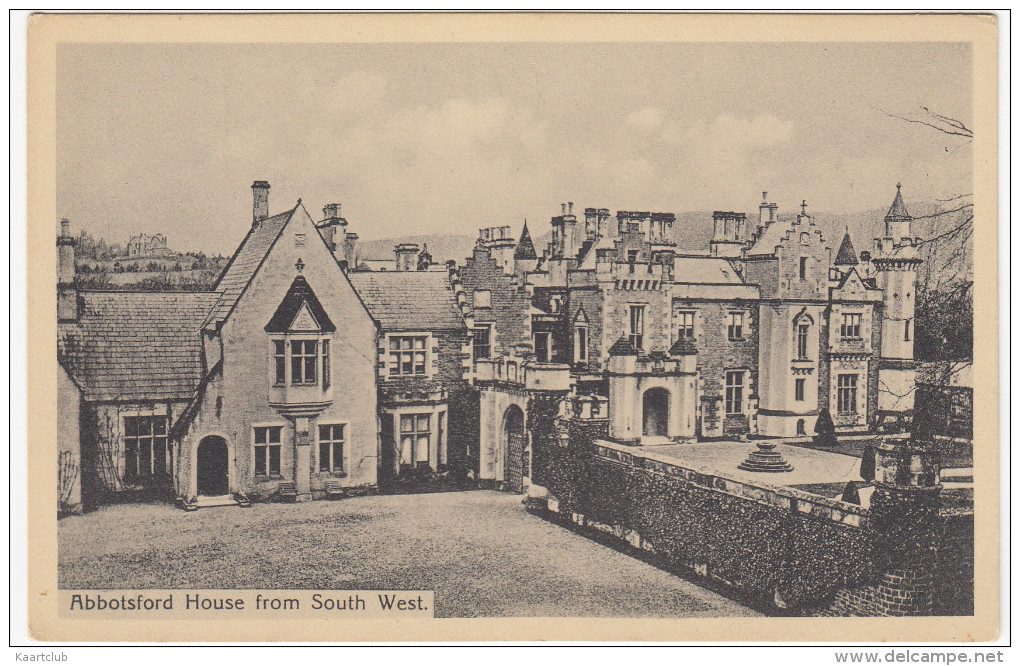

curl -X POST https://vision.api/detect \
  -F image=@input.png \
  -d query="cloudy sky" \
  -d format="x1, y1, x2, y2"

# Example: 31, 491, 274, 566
57, 41, 971, 255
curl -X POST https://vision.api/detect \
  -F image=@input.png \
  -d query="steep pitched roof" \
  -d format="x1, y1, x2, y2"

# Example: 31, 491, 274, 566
746, 220, 787, 256
669, 337, 698, 356
608, 336, 639, 356
348, 270, 463, 331
58, 291, 219, 402
886, 183, 911, 220
515, 222, 537, 260
203, 206, 296, 330
264, 275, 336, 333
834, 231, 859, 266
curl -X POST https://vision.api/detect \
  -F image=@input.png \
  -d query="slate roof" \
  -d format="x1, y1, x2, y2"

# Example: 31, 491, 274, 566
58, 291, 218, 402
608, 336, 639, 356
265, 275, 336, 333
669, 337, 698, 356
672, 257, 745, 284
834, 231, 859, 266
348, 270, 463, 331
204, 207, 295, 330
886, 183, 911, 220
746, 221, 787, 256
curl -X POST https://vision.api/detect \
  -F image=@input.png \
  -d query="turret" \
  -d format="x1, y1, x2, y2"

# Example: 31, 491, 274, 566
884, 182, 913, 245
873, 184, 922, 361
514, 221, 539, 276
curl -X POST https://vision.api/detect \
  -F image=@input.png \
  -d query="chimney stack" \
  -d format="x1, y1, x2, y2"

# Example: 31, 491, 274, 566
251, 181, 270, 227
57, 218, 79, 322
323, 203, 342, 220
394, 243, 421, 271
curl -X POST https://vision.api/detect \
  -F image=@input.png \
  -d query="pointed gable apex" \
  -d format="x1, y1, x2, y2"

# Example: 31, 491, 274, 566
886, 182, 911, 221
265, 275, 336, 333
515, 221, 537, 260
289, 302, 320, 331
835, 231, 859, 266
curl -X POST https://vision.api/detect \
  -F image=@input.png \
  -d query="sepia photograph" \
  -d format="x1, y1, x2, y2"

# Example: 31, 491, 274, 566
23, 12, 1000, 644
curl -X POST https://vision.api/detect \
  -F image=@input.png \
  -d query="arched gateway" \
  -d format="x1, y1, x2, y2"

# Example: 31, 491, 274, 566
196, 436, 229, 496
502, 405, 527, 493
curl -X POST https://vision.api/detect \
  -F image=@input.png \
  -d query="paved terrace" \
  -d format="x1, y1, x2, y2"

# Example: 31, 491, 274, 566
647, 441, 864, 487
59, 490, 760, 618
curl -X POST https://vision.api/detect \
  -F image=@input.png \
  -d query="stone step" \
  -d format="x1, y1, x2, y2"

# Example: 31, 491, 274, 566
194, 494, 240, 508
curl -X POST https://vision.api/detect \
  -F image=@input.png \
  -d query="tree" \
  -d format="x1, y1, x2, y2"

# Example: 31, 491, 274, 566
813, 408, 838, 447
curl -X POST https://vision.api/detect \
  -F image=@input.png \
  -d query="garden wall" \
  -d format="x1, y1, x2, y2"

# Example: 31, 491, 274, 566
531, 429, 973, 616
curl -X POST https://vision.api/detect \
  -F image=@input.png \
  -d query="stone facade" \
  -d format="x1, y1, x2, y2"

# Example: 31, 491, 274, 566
460, 186, 921, 446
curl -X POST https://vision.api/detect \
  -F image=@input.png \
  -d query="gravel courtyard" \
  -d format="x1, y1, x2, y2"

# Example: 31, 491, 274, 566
59, 490, 759, 618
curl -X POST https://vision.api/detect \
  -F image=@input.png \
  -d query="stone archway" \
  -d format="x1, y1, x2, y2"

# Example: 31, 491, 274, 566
196, 435, 229, 496
502, 405, 527, 493
643, 388, 670, 438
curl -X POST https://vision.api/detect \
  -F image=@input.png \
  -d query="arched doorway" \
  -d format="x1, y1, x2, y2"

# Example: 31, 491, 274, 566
502, 405, 526, 493
643, 388, 670, 438
197, 436, 229, 496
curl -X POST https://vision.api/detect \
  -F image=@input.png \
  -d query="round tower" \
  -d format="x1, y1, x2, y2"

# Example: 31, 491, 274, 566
872, 184, 923, 424
873, 184, 922, 361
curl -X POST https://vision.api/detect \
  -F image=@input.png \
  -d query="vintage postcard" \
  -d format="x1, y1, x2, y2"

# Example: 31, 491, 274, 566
25, 12, 999, 643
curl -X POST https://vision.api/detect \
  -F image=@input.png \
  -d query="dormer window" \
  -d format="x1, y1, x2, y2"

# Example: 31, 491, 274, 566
265, 276, 336, 391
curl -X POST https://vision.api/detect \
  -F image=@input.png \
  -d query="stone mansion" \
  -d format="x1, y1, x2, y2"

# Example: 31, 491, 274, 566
56, 181, 922, 513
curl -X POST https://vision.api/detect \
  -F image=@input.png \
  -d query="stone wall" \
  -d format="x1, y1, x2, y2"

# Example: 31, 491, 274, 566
531, 429, 972, 616
460, 247, 531, 357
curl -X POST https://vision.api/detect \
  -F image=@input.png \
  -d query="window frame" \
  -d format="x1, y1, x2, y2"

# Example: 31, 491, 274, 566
399, 413, 432, 468
675, 310, 696, 340
253, 424, 284, 479
727, 311, 744, 341
799, 256, 808, 279
533, 331, 552, 363
122, 414, 170, 481
837, 374, 859, 415
574, 323, 589, 363
725, 370, 745, 415
387, 333, 431, 378
840, 312, 863, 341
472, 324, 492, 362
796, 323, 810, 359
794, 377, 806, 402
317, 423, 346, 475
629, 304, 646, 350
270, 334, 331, 389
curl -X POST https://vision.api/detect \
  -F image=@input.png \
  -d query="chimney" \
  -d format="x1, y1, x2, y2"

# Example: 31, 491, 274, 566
568, 201, 574, 215
343, 232, 359, 272
323, 203, 342, 220
319, 203, 346, 251
394, 243, 420, 271
57, 218, 78, 322
251, 181, 270, 227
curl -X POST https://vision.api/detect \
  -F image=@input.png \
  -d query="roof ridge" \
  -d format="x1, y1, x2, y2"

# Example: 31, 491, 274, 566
203, 204, 298, 330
